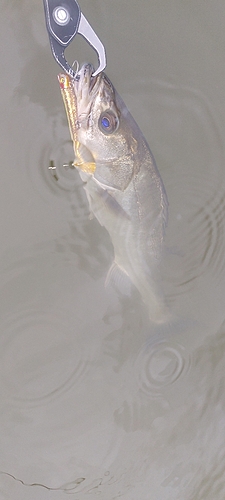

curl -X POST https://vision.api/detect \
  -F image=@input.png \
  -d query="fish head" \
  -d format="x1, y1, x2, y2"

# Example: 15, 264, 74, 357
73, 63, 136, 190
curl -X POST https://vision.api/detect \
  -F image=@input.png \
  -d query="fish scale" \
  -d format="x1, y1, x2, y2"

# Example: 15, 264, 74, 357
59, 64, 169, 323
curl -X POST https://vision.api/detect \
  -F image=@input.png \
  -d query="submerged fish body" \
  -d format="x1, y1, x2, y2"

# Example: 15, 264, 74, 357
60, 64, 168, 322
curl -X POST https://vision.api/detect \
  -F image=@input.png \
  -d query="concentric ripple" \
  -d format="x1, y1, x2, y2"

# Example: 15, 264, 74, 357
24, 112, 83, 202
124, 78, 225, 325
43, 139, 79, 193
36, 135, 80, 196
135, 338, 190, 397
0, 306, 93, 407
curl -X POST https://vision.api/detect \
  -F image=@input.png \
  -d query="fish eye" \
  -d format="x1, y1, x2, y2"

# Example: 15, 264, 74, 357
98, 110, 119, 135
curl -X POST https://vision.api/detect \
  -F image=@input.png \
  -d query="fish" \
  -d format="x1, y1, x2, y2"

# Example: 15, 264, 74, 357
58, 64, 169, 323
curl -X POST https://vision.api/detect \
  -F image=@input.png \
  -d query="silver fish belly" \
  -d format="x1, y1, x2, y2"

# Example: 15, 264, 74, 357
60, 64, 168, 322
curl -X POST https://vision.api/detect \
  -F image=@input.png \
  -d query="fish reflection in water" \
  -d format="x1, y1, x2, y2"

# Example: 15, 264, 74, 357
58, 65, 169, 323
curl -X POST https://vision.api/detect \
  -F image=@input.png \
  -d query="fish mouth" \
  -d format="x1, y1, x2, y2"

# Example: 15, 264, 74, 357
73, 63, 102, 123
74, 63, 101, 98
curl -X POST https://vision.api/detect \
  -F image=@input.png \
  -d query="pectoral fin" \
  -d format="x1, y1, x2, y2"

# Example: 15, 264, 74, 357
85, 185, 131, 223
105, 261, 133, 296
100, 190, 131, 220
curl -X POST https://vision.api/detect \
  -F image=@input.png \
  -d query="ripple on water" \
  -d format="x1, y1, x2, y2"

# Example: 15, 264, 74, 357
42, 139, 80, 193
25, 76, 225, 329
113, 327, 193, 432
0, 307, 93, 407
124, 78, 225, 326
134, 337, 191, 398
31, 78, 225, 330
25, 112, 85, 203
0, 246, 103, 408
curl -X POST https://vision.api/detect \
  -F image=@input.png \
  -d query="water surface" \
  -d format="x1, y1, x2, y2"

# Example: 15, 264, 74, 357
1, 1, 225, 499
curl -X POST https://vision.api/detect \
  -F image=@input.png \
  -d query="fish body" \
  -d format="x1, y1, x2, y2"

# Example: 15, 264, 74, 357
59, 64, 168, 322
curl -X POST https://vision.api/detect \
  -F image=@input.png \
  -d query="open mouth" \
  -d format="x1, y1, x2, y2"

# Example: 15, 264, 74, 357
89, 74, 99, 92
75, 64, 100, 94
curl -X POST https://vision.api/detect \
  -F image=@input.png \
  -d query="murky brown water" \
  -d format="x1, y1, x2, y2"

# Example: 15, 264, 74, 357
1, 1, 225, 499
